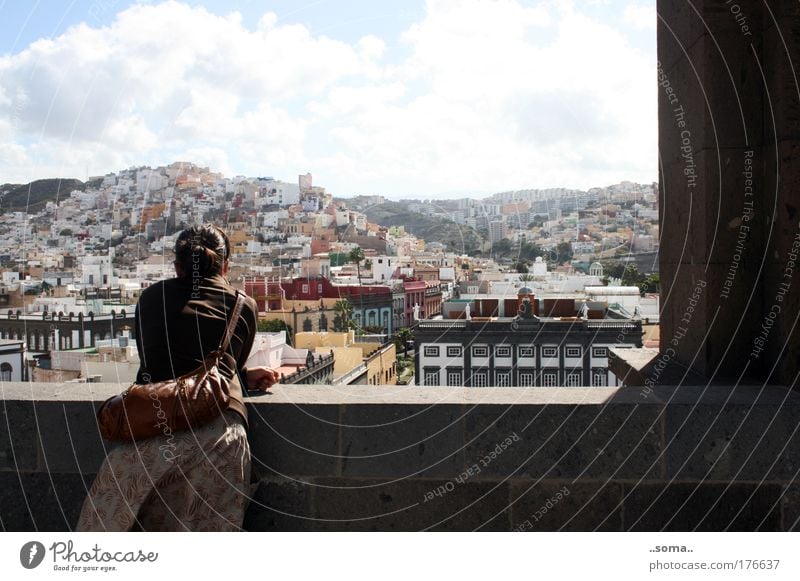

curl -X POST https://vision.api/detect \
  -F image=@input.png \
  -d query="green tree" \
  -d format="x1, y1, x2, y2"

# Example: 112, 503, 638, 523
258, 319, 292, 343
518, 273, 534, 282
393, 327, 413, 356
349, 246, 365, 285
520, 241, 542, 261
621, 265, 642, 287
555, 242, 573, 265
491, 238, 512, 258
328, 252, 349, 267
333, 299, 354, 332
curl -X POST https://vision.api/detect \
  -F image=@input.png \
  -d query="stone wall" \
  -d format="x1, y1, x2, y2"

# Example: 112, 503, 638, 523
658, 0, 800, 385
1, 383, 799, 531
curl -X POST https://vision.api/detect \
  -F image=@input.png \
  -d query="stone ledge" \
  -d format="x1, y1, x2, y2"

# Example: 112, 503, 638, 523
1, 382, 799, 531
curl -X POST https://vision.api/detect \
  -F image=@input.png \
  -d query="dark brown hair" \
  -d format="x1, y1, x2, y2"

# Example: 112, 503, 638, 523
174, 224, 230, 278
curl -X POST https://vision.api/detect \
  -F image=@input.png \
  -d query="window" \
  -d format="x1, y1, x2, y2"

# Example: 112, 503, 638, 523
424, 346, 440, 358
592, 370, 607, 386
593, 347, 608, 358
424, 369, 440, 386
0, 362, 11, 381
472, 370, 488, 387
495, 345, 512, 358
519, 372, 535, 387
472, 346, 489, 357
496, 370, 511, 387
302, 284, 309, 294
519, 346, 534, 358
447, 346, 462, 358
542, 346, 558, 358
542, 372, 558, 387
447, 370, 463, 386
566, 372, 581, 387
566, 346, 582, 358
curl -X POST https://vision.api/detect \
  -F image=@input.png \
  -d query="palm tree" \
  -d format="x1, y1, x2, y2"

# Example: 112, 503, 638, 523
349, 246, 365, 286
333, 299, 354, 332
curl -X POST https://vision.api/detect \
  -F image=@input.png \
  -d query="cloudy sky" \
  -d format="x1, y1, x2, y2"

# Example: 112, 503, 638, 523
0, 0, 656, 198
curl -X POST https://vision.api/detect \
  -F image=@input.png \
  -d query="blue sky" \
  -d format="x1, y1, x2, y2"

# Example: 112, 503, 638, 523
0, 0, 657, 198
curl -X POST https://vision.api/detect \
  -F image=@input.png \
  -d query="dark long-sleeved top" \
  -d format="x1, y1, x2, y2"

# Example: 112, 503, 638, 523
134, 273, 258, 427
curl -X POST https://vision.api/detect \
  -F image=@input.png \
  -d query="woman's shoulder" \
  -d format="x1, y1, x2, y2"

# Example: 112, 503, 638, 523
139, 278, 186, 300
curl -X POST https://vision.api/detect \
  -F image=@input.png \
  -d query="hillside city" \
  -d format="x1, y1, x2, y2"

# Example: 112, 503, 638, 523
0, 161, 659, 388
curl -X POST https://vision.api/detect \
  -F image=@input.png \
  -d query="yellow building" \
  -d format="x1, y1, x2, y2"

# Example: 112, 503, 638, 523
294, 331, 397, 385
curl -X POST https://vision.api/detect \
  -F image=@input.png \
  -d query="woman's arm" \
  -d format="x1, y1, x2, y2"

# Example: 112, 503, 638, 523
236, 294, 279, 391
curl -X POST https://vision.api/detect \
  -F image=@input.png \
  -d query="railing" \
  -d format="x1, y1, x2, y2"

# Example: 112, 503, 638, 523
416, 320, 467, 329
585, 321, 640, 329
280, 353, 335, 384
2, 310, 135, 321
333, 363, 368, 385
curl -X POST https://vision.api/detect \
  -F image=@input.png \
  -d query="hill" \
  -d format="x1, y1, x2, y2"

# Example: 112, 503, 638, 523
0, 178, 86, 213
363, 201, 484, 254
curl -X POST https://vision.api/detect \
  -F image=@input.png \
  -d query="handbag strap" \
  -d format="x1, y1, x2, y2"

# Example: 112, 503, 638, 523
218, 291, 246, 352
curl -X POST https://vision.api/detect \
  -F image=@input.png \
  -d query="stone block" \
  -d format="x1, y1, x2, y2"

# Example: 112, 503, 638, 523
657, 0, 707, 71
311, 477, 510, 531
660, 148, 765, 266
243, 479, 314, 532
0, 472, 93, 531
658, 262, 764, 380
781, 484, 800, 531
509, 480, 623, 531
463, 404, 663, 480
665, 401, 800, 480
339, 404, 465, 479
0, 399, 39, 472
248, 403, 340, 479
757, 256, 800, 385
37, 401, 110, 474
624, 482, 782, 530
764, 17, 800, 142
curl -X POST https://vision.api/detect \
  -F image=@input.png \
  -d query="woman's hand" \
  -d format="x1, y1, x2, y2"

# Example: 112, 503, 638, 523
245, 366, 279, 391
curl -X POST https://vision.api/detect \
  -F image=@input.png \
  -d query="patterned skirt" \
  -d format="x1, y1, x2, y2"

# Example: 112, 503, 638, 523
77, 411, 253, 532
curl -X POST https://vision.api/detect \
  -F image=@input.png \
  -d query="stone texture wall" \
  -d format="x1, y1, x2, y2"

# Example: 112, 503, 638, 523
658, 0, 800, 384
1, 383, 799, 531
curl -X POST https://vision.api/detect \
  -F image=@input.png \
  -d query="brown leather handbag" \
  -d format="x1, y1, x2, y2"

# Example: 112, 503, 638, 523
97, 292, 246, 441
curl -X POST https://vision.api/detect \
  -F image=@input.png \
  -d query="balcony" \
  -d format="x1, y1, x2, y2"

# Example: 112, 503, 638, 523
2, 381, 799, 531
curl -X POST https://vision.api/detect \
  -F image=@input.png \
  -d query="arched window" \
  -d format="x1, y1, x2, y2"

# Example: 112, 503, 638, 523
0, 362, 12, 381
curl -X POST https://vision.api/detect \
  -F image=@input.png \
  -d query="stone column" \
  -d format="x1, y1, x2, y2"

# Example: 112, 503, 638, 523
658, 0, 799, 385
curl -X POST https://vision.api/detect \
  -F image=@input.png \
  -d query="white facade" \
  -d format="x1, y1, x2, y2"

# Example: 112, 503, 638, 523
80, 255, 117, 287
0, 340, 25, 381
417, 342, 620, 388
245, 332, 309, 370
371, 256, 397, 282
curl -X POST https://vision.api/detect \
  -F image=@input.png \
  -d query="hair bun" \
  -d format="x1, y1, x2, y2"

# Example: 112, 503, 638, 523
175, 225, 230, 279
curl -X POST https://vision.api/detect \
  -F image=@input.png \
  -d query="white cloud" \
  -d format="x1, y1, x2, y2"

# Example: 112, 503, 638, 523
0, 0, 656, 195
624, 3, 657, 30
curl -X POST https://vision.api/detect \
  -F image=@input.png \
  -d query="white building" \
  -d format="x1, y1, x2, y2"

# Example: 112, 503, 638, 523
0, 339, 25, 381
80, 255, 117, 287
